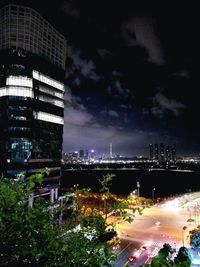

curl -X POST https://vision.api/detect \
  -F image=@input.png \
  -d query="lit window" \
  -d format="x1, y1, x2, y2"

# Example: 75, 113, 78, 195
0, 86, 33, 98
33, 111, 64, 125
39, 85, 64, 99
6, 76, 33, 87
39, 95, 64, 108
32, 70, 64, 91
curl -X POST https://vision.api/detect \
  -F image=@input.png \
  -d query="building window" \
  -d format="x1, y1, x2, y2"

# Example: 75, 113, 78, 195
6, 76, 33, 87
33, 111, 64, 125
32, 70, 64, 91
0, 86, 33, 98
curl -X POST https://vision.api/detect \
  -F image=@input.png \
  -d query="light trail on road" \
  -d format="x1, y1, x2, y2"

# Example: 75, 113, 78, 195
113, 191, 200, 267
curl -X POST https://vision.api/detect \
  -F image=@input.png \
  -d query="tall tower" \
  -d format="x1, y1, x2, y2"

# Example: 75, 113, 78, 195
110, 143, 113, 158
171, 146, 176, 162
160, 143, 165, 162
154, 144, 159, 160
0, 3, 67, 188
165, 145, 170, 161
149, 144, 154, 160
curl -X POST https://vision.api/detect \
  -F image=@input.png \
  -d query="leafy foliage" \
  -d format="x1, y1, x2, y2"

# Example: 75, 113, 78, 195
0, 170, 117, 267
174, 246, 191, 266
151, 243, 173, 267
141, 244, 191, 267
190, 230, 200, 249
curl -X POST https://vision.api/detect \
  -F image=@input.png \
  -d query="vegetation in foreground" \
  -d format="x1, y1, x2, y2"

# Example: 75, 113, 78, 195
140, 243, 192, 267
1, 169, 195, 267
1, 170, 147, 266
0, 170, 119, 267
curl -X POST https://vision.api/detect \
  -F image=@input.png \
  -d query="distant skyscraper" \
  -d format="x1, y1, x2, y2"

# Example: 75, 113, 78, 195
90, 149, 95, 160
154, 144, 159, 160
85, 150, 89, 160
79, 149, 84, 158
165, 145, 170, 161
0, 3, 67, 186
149, 144, 154, 160
110, 143, 113, 158
160, 143, 165, 161
171, 146, 176, 161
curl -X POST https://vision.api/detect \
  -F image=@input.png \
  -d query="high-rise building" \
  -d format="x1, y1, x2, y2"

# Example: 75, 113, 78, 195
0, 3, 67, 188
79, 149, 84, 158
160, 143, 165, 162
171, 146, 176, 162
165, 145, 170, 161
154, 144, 159, 160
149, 143, 154, 160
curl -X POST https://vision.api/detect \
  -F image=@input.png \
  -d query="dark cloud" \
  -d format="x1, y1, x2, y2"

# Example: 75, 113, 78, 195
97, 49, 112, 58
59, 0, 80, 18
52, 0, 199, 156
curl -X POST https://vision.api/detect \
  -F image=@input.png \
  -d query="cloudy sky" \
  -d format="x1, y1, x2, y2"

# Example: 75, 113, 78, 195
38, 0, 198, 157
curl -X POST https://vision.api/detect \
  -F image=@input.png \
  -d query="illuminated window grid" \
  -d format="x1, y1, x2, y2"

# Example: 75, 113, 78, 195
33, 111, 64, 125
0, 86, 33, 98
32, 70, 64, 92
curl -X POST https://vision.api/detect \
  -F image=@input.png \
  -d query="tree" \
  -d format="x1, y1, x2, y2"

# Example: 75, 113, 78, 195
0, 170, 117, 267
141, 244, 192, 267
150, 243, 173, 267
98, 173, 134, 223
190, 230, 200, 250
174, 246, 191, 267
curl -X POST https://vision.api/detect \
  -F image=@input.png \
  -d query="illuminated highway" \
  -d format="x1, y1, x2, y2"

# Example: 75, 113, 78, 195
112, 192, 200, 267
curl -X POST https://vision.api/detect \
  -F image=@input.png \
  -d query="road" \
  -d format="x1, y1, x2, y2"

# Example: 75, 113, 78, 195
111, 192, 200, 267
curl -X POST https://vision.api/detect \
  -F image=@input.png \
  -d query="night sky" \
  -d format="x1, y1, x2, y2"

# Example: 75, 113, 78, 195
35, 1, 198, 157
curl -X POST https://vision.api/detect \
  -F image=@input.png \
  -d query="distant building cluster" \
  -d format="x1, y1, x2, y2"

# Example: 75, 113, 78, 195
63, 144, 177, 165
149, 143, 176, 162
62, 149, 96, 164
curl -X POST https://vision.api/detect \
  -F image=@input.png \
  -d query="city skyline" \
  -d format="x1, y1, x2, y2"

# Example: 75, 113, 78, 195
63, 142, 177, 159
16, 0, 199, 157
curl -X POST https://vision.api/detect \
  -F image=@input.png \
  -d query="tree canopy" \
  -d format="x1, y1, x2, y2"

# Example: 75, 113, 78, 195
141, 244, 191, 267
190, 231, 200, 250
0, 170, 117, 267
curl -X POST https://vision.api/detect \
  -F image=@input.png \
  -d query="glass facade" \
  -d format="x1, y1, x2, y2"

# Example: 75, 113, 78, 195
0, 4, 67, 186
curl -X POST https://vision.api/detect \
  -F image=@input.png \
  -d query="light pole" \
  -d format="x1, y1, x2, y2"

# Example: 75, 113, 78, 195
137, 181, 140, 197
152, 188, 156, 201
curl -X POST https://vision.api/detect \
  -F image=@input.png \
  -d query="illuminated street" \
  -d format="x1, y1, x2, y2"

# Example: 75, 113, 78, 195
112, 192, 200, 267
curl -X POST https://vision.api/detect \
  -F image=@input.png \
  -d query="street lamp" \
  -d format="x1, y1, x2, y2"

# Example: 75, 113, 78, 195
137, 181, 140, 197
130, 190, 137, 199
152, 188, 156, 201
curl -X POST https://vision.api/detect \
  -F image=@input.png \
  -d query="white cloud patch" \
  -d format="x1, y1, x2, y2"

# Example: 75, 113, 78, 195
122, 16, 164, 65
152, 92, 185, 117
171, 70, 190, 78
112, 70, 122, 76
107, 80, 133, 99
100, 108, 119, 118
119, 104, 128, 110
108, 110, 119, 117
69, 49, 101, 81
97, 48, 112, 58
